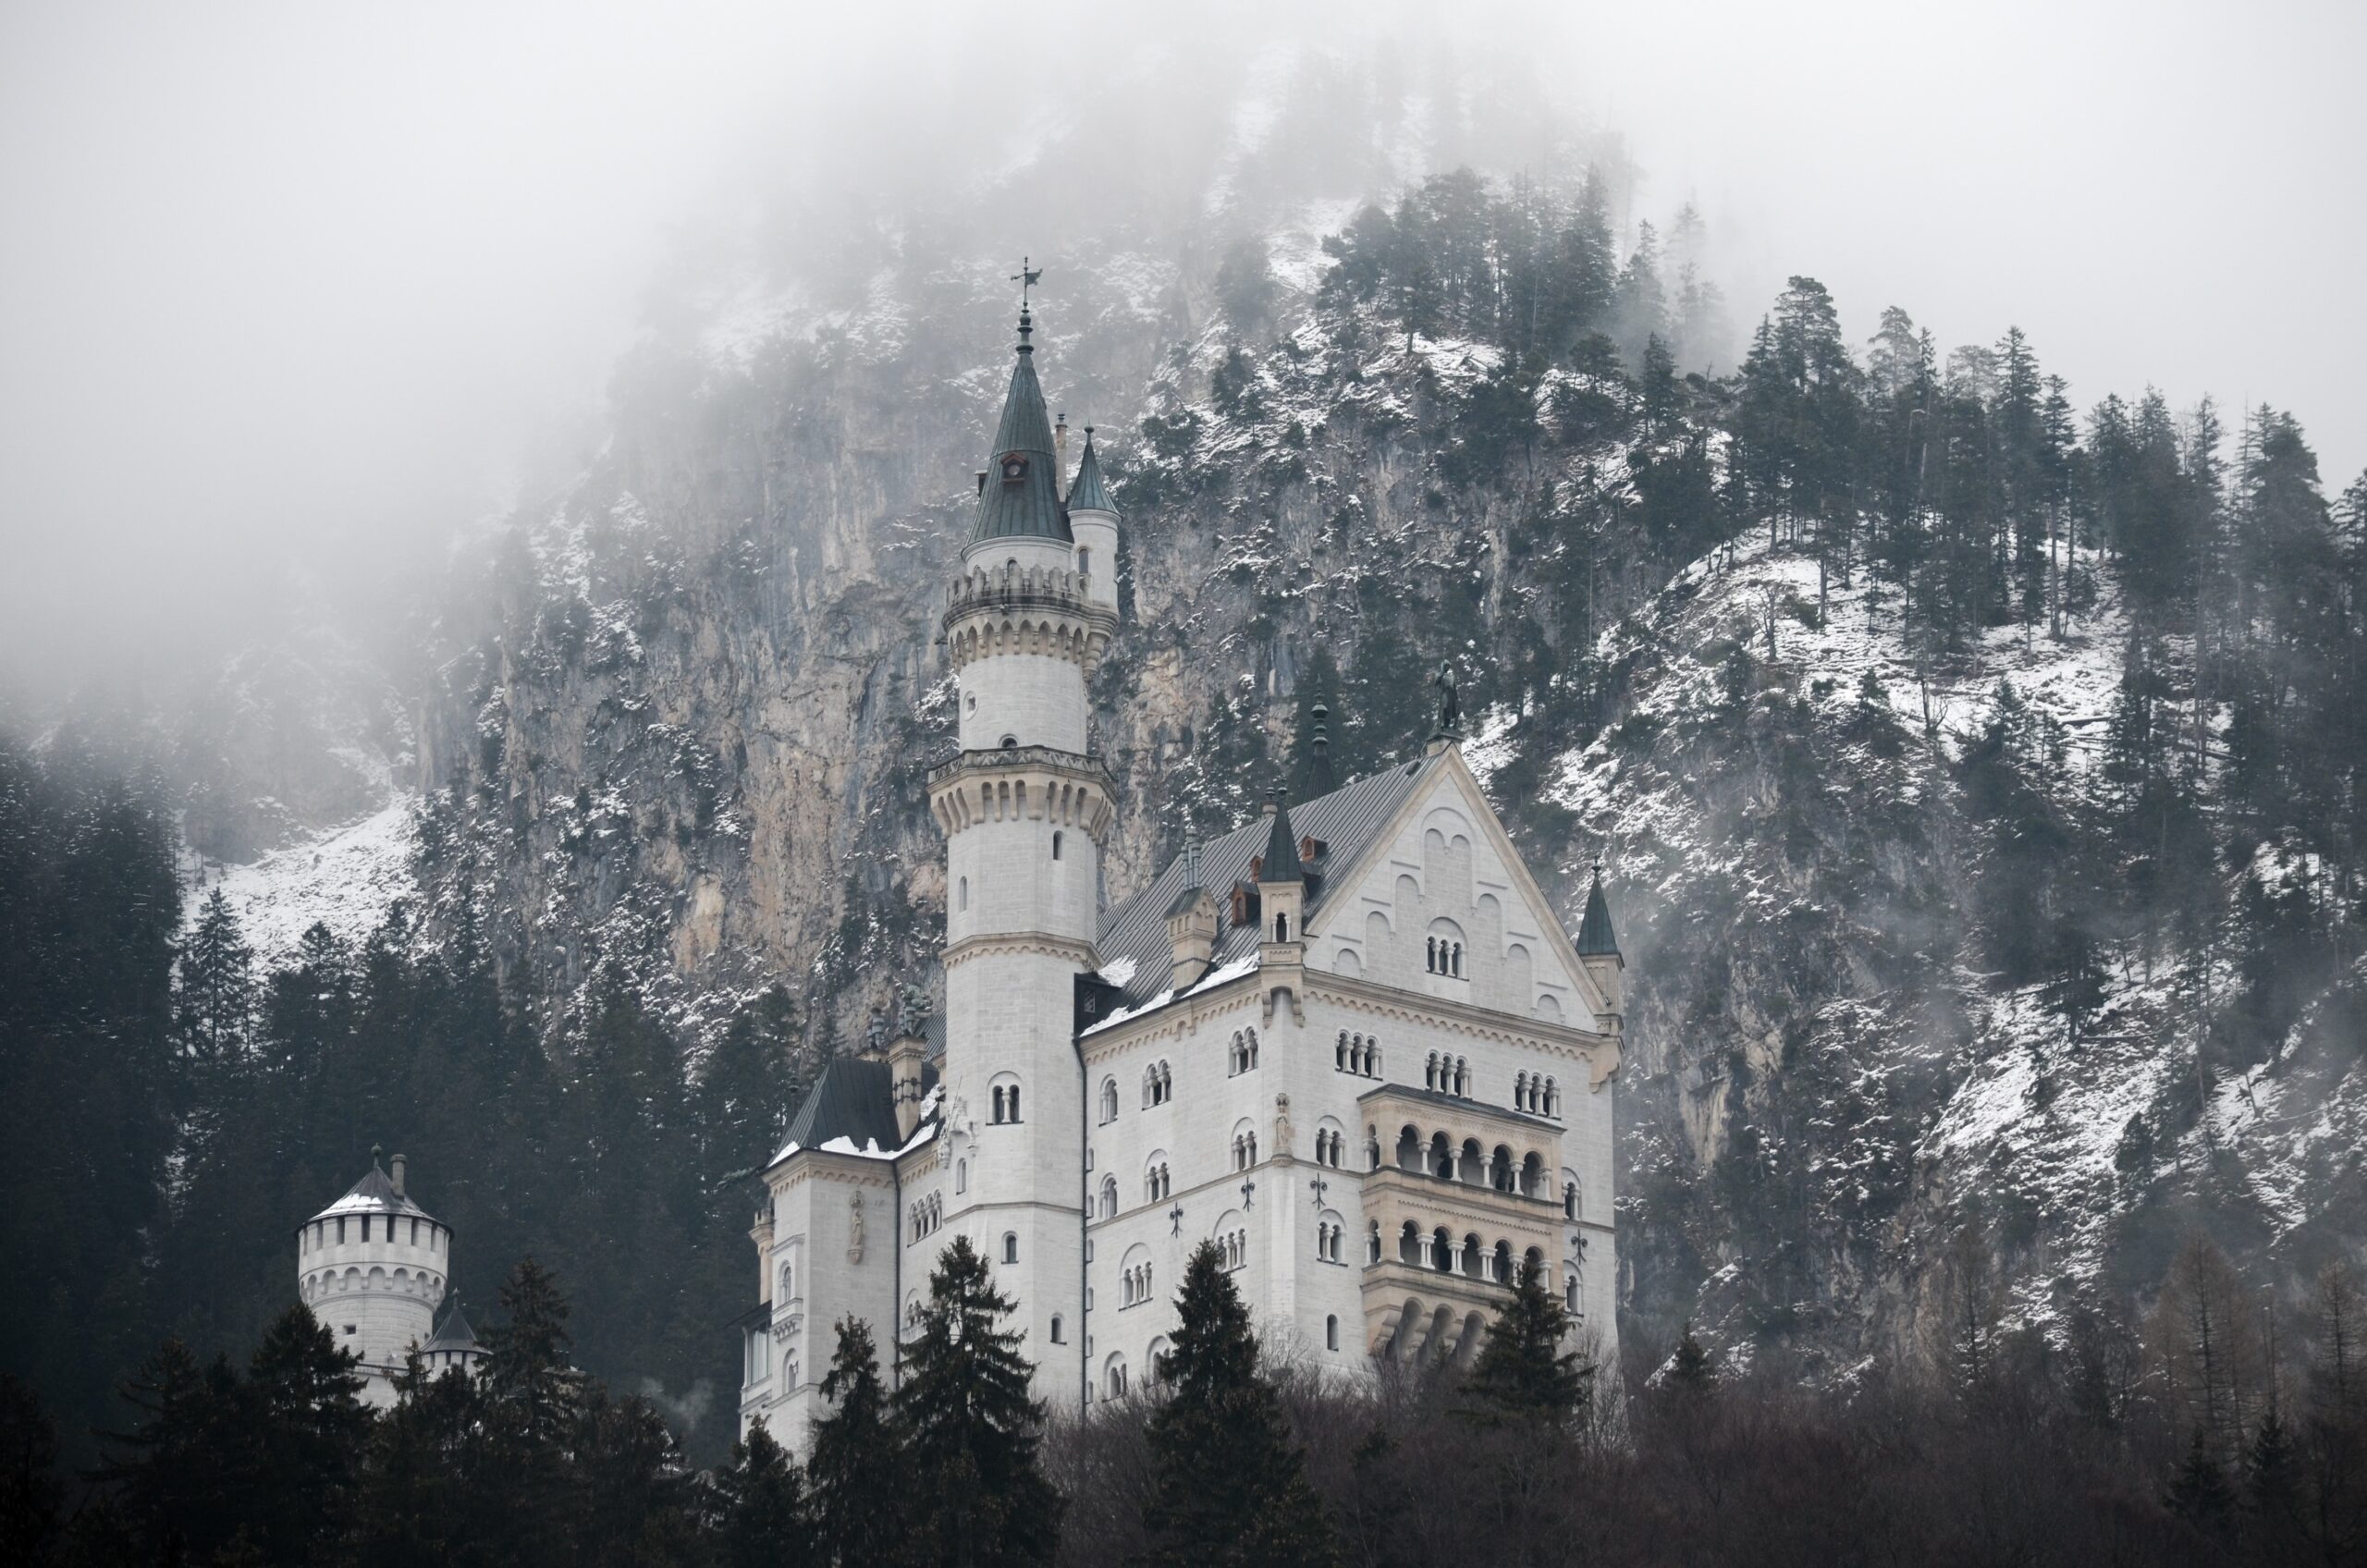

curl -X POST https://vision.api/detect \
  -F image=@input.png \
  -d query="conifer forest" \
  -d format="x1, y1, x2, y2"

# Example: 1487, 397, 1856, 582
3, 8, 2364, 1565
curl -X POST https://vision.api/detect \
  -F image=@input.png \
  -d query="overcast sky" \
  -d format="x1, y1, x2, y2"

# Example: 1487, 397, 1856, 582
3, 0, 2360, 691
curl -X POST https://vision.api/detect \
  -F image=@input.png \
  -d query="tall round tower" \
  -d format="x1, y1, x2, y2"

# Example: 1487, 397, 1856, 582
926, 303, 1118, 1404
294, 1148, 460, 1406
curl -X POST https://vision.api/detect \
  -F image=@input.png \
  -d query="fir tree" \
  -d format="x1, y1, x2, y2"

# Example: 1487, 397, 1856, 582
808, 1317, 907, 1568
175, 887, 256, 1066
1667, 1322, 1716, 1394
895, 1234, 1060, 1567
0, 1374, 63, 1568
239, 1305, 370, 1562
1142, 1241, 1339, 1568
711, 1419, 816, 1568
1460, 1260, 1591, 1431
348, 1359, 481, 1568
2168, 1427, 2234, 1522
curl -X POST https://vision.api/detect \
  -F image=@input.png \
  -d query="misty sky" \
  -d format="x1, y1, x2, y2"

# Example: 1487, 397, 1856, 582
3, 0, 2360, 691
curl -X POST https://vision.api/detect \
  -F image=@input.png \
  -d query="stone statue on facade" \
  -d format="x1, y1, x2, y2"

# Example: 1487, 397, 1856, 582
847, 1191, 865, 1264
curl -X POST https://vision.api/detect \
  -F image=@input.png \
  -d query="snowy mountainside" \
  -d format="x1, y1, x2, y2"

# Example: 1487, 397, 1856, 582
1546, 532, 2367, 1370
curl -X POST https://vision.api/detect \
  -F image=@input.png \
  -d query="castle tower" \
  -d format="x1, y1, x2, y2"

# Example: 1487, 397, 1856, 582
926, 302, 1118, 1404
295, 1149, 471, 1406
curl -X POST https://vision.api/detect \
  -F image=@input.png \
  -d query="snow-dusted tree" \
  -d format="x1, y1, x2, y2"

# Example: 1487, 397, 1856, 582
174, 888, 254, 1065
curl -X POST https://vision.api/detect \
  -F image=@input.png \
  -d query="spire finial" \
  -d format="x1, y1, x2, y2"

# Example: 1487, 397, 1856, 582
371, 1142, 384, 1169
1306, 703, 1335, 795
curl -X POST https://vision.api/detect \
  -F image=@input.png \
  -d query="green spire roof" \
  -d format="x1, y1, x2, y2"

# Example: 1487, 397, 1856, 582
1067, 427, 1115, 514
971, 308, 1073, 545
1258, 792, 1304, 885
1576, 865, 1620, 957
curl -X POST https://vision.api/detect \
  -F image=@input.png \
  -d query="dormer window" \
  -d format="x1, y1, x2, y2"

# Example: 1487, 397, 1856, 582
1000, 453, 1028, 484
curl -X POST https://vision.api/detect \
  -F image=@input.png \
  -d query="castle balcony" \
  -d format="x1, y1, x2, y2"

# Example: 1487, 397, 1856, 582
927, 745, 1116, 844
939, 565, 1118, 676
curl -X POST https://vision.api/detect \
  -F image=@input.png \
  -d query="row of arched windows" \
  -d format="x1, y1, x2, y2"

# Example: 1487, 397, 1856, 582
1514, 1071, 1559, 1117
1425, 1051, 1470, 1097
991, 1084, 1023, 1123
1425, 937, 1465, 976
908, 1193, 941, 1243
1122, 1262, 1154, 1306
1227, 1028, 1259, 1075
1218, 1229, 1247, 1271
1387, 1125, 1548, 1197
1316, 1221, 1346, 1263
1335, 1032, 1381, 1076
1231, 1130, 1260, 1170
1381, 1219, 1545, 1285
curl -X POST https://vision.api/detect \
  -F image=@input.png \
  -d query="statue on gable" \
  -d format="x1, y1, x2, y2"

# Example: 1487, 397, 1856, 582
897, 981, 931, 1040
1432, 660, 1463, 738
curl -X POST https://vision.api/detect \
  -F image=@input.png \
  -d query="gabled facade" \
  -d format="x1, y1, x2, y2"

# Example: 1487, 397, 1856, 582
737, 304, 1623, 1449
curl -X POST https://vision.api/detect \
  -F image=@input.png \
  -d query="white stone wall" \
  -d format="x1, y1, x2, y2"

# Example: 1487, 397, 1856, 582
296, 1213, 448, 1407
742, 1157, 900, 1452
956, 654, 1091, 754
946, 809, 1098, 949
1070, 512, 1119, 613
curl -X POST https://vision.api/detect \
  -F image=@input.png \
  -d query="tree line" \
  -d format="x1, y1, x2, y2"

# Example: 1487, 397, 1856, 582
9, 1228, 2362, 1565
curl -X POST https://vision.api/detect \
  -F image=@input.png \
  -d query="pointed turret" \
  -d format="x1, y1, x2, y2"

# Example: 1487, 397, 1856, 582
1067, 424, 1120, 612
971, 307, 1073, 546
1576, 862, 1624, 1019
1256, 790, 1306, 1023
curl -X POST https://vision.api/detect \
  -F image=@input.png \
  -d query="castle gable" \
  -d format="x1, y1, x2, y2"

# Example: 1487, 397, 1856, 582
1309, 749, 1611, 1032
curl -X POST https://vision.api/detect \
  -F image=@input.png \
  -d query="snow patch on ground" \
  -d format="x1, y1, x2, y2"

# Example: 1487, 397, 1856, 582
187, 794, 420, 969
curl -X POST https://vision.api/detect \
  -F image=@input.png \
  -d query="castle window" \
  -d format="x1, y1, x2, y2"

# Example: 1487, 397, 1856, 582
959, 877, 969, 912
411, 1219, 420, 1244
1050, 1315, 1064, 1344
1077, 547, 1090, 580
1327, 1315, 1341, 1352
1100, 1078, 1119, 1123
1274, 913, 1288, 942
1000, 734, 1018, 749
956, 1159, 968, 1194
1003, 1232, 1019, 1265
1100, 1177, 1119, 1219
993, 1086, 1007, 1122
1051, 831, 1061, 861
1452, 942, 1464, 976
965, 692, 976, 715
337, 1218, 346, 1244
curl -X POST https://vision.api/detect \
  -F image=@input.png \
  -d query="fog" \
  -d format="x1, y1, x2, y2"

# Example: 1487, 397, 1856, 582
3, 0, 2360, 692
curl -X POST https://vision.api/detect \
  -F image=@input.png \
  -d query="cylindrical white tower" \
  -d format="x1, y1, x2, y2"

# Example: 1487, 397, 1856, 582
926, 304, 1119, 1409
294, 1148, 458, 1406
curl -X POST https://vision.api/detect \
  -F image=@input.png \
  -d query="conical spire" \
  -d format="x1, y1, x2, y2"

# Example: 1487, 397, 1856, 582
1576, 861, 1620, 957
1067, 425, 1115, 513
1306, 703, 1335, 796
971, 307, 1073, 545
1258, 790, 1304, 885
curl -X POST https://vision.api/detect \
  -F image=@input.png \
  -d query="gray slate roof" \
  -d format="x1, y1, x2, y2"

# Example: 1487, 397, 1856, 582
1576, 871, 1620, 957
1067, 431, 1114, 513
776, 1055, 938, 1161
423, 1303, 481, 1353
971, 314, 1073, 545
1259, 797, 1305, 884
1094, 755, 1432, 1008
309, 1163, 435, 1224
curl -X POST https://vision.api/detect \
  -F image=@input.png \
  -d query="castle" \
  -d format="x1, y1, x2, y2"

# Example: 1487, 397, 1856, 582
296, 1149, 484, 1404
736, 299, 1625, 1445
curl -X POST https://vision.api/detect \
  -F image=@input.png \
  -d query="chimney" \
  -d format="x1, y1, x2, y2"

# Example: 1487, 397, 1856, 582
390, 1153, 407, 1197
976, 469, 988, 496
1054, 412, 1069, 500
889, 1029, 927, 1142
1165, 842, 1218, 993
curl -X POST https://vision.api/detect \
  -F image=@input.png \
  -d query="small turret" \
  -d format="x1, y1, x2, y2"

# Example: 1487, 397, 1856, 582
1256, 790, 1306, 1023
1067, 426, 1120, 614
1576, 862, 1624, 1021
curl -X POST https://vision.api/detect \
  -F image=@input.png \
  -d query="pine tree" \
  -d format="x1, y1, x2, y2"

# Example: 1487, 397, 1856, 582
808, 1317, 908, 1568
239, 1305, 370, 1562
1460, 1260, 1591, 1431
93, 1338, 247, 1563
0, 1374, 64, 1568
349, 1358, 481, 1568
712, 1419, 816, 1568
895, 1234, 1060, 1567
175, 887, 256, 1066
1667, 1322, 1716, 1394
2169, 1427, 2234, 1521
1142, 1241, 1339, 1568
478, 1257, 584, 1564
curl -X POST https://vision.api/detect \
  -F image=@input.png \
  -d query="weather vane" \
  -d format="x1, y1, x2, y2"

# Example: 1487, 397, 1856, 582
1011, 256, 1043, 309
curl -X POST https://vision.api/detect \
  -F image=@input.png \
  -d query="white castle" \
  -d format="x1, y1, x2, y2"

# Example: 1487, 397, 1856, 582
296, 1149, 484, 1405
737, 300, 1624, 1444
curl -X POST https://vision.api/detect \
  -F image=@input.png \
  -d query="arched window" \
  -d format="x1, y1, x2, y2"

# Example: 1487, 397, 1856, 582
992, 1085, 1007, 1123
1099, 1176, 1119, 1219
1274, 912, 1288, 942
1327, 1315, 1341, 1352
1452, 941, 1464, 976
1367, 1220, 1381, 1266
1336, 1032, 1347, 1070
1051, 830, 1062, 861
1100, 1078, 1119, 1124
1000, 734, 1018, 749
1009, 1085, 1021, 1121
1545, 1078, 1559, 1117
1049, 1315, 1065, 1344
1425, 1051, 1439, 1090
1106, 1358, 1128, 1401
1426, 937, 1438, 973
1002, 1232, 1019, 1264
959, 876, 969, 911
956, 1158, 967, 1194
780, 1261, 795, 1302
1077, 547, 1091, 581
